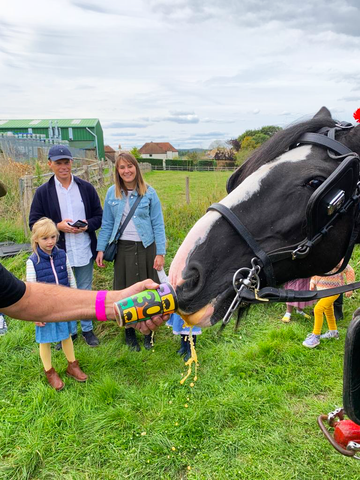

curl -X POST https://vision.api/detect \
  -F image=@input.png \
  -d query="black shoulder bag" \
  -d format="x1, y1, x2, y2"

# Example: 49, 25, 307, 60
103, 195, 142, 262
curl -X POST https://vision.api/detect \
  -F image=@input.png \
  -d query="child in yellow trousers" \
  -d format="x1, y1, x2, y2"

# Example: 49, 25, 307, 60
303, 261, 355, 348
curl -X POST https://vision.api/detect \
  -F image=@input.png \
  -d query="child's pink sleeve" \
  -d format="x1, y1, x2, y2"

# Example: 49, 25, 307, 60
345, 265, 355, 284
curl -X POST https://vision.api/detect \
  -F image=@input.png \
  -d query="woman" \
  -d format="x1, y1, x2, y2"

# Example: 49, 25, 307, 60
96, 152, 166, 351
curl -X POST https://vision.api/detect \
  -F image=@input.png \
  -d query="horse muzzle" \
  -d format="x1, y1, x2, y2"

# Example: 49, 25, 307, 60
177, 304, 214, 328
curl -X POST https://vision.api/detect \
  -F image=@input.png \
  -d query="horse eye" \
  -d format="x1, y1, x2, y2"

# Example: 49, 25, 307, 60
306, 179, 323, 189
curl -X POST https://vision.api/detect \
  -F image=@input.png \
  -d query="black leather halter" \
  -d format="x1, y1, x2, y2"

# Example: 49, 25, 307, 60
207, 122, 360, 313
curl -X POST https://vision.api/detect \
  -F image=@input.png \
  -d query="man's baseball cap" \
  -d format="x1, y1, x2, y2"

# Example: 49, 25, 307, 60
0, 180, 7, 197
48, 145, 73, 161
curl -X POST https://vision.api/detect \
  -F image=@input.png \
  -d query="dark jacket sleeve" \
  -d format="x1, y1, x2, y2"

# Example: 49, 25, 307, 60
75, 177, 103, 259
82, 183, 103, 233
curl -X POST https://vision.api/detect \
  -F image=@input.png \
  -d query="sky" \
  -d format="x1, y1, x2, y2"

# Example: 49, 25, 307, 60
1, 0, 360, 150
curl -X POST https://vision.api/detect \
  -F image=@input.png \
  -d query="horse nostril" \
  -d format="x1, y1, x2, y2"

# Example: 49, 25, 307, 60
182, 261, 205, 300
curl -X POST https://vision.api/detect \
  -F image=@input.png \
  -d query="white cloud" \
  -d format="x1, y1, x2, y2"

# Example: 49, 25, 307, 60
0, 0, 360, 149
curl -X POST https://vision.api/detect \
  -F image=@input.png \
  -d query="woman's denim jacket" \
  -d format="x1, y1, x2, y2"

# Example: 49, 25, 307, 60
96, 184, 166, 255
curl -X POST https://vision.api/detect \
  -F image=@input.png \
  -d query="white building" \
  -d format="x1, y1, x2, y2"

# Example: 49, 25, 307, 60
139, 142, 178, 160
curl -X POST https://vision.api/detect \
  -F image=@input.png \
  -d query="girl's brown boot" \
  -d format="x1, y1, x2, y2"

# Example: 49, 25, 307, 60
45, 368, 64, 391
66, 360, 88, 382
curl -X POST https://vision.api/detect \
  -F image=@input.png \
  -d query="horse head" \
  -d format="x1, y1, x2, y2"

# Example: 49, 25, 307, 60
169, 107, 360, 327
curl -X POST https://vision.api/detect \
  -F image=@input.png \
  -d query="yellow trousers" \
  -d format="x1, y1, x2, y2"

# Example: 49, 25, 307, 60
313, 294, 339, 336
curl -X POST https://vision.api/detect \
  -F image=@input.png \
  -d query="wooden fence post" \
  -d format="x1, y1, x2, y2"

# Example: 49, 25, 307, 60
99, 161, 104, 186
83, 165, 90, 182
108, 159, 114, 183
185, 176, 190, 204
21, 175, 33, 237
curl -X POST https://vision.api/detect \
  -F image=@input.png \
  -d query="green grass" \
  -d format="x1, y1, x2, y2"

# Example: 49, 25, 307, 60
1, 170, 360, 479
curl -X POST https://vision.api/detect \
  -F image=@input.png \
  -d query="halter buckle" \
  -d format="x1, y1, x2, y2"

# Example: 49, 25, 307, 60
292, 244, 310, 260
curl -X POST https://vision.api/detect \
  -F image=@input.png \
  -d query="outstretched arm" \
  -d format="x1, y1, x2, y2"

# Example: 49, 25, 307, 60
2, 279, 167, 334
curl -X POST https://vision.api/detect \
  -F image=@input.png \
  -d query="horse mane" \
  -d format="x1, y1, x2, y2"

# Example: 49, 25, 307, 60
227, 112, 337, 192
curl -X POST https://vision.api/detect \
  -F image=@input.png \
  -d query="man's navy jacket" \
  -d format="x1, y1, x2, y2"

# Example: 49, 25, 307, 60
29, 175, 103, 259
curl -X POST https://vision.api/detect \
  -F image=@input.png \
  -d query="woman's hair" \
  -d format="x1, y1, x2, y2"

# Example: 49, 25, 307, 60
31, 217, 59, 262
114, 151, 147, 198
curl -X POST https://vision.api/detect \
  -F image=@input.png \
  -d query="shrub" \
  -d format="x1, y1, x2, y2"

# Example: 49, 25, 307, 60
198, 160, 216, 168
138, 158, 163, 166
165, 159, 194, 168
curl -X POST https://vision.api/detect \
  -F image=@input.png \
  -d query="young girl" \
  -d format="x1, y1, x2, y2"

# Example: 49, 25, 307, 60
281, 278, 314, 323
26, 218, 87, 390
302, 260, 355, 348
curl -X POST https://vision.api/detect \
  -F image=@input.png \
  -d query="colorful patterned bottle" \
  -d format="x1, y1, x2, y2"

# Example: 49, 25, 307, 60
114, 283, 178, 327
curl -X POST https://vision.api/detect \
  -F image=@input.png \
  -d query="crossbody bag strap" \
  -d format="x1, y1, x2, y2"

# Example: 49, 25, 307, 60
114, 194, 142, 243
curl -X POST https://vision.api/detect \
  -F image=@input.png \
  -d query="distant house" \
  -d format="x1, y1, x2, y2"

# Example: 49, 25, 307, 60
139, 142, 178, 160
104, 145, 116, 163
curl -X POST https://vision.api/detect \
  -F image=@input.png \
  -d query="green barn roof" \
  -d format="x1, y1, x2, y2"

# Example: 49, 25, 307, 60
0, 119, 99, 128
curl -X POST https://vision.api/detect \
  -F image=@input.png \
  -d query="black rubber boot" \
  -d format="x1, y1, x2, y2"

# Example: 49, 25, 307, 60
177, 335, 187, 356
184, 335, 196, 362
125, 327, 140, 352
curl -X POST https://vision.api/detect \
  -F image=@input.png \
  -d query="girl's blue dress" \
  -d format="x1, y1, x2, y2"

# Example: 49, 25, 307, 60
36, 320, 73, 344
166, 313, 202, 335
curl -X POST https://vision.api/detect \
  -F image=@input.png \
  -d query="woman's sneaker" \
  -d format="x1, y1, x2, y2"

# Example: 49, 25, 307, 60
0, 314, 8, 336
320, 330, 339, 339
302, 333, 320, 348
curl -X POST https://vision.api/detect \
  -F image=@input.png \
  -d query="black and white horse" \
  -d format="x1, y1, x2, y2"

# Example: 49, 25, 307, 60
169, 107, 360, 328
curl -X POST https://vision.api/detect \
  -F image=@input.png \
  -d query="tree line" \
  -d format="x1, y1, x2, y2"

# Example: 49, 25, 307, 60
128, 124, 282, 167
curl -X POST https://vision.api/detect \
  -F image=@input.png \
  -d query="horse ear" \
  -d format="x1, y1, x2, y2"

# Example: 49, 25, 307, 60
313, 106, 332, 119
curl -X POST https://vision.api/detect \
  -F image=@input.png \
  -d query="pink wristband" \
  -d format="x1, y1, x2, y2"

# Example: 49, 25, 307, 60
95, 290, 108, 321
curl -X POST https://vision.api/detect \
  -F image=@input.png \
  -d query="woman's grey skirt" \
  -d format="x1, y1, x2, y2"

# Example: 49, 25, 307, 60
113, 240, 160, 290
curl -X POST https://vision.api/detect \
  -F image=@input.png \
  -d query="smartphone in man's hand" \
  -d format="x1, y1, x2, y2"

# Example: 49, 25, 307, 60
67, 220, 88, 228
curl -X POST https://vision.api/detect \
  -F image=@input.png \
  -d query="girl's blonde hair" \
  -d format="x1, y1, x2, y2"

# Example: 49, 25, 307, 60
31, 217, 59, 262
114, 151, 147, 198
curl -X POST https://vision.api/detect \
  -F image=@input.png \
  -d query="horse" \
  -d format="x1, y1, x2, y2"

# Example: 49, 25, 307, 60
169, 107, 360, 328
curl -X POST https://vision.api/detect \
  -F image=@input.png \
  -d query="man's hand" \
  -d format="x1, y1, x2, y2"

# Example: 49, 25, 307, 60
57, 219, 79, 234
109, 279, 172, 333
72, 220, 89, 234
120, 279, 160, 298
134, 314, 169, 335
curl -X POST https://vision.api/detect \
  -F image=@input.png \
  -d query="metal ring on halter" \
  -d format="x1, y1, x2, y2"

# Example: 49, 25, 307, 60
222, 258, 262, 326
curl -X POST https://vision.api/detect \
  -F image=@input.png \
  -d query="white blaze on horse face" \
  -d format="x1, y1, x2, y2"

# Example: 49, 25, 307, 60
169, 210, 221, 287
169, 145, 312, 288
221, 145, 312, 209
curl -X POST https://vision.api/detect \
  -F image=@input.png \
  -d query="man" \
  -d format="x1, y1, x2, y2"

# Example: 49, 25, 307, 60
0, 261, 165, 332
29, 145, 102, 347
0, 178, 166, 333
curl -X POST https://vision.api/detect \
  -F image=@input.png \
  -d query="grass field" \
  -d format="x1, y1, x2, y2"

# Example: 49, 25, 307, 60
1, 170, 360, 479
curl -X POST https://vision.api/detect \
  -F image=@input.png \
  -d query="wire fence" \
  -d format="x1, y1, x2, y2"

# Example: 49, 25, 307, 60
151, 165, 236, 172
0, 135, 86, 163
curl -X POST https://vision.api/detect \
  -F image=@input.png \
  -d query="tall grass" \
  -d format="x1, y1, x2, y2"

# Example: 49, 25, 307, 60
1, 167, 360, 479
